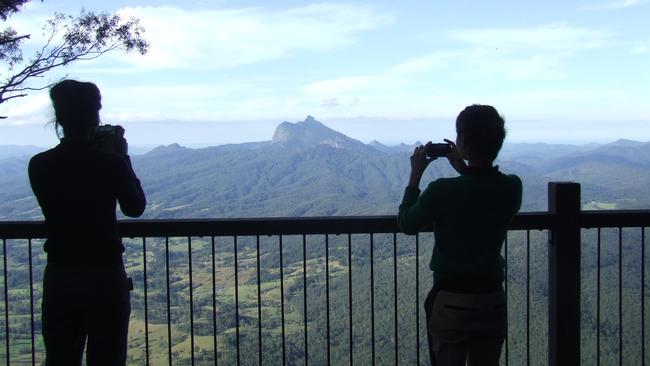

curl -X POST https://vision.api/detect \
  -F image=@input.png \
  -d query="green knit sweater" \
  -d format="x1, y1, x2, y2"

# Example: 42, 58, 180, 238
398, 166, 522, 287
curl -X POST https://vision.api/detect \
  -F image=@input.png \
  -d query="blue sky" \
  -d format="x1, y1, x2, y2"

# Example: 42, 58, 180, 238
1, 0, 649, 146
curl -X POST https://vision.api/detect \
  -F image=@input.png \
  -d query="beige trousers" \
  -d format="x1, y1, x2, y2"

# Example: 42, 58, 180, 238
427, 289, 507, 366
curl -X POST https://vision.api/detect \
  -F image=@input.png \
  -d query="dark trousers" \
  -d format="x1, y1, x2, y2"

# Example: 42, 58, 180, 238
425, 286, 506, 366
42, 263, 131, 366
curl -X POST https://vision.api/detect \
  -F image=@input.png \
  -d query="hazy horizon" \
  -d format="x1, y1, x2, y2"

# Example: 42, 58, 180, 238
1, 115, 646, 150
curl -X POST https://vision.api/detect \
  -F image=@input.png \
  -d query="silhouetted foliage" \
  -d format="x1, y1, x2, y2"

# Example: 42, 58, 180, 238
0, 0, 148, 117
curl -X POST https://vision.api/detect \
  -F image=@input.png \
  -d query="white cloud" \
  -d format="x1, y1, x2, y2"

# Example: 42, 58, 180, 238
298, 23, 612, 116
0, 93, 51, 126
461, 52, 564, 81
448, 22, 612, 52
302, 76, 403, 95
392, 50, 563, 81
489, 88, 650, 123
0, 82, 245, 125
98, 83, 248, 122
389, 23, 613, 82
582, 0, 648, 10
103, 84, 233, 103
321, 98, 339, 107
113, 4, 392, 71
390, 52, 461, 75
3, 12, 60, 54
630, 39, 650, 54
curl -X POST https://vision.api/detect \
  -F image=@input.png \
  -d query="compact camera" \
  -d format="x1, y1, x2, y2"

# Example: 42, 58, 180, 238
425, 143, 452, 158
94, 124, 127, 155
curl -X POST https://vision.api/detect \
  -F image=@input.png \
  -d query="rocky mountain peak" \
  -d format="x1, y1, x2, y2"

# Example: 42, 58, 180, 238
271, 116, 367, 150
304, 115, 318, 124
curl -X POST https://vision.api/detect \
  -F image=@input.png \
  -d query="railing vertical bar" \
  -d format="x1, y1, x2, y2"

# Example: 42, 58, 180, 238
211, 236, 218, 366
347, 234, 353, 366
28, 239, 34, 366
234, 236, 240, 366
393, 232, 398, 366
11, 209, 650, 364
324, 234, 331, 366
303, 234, 309, 366
165, 237, 172, 366
188, 236, 195, 366
504, 235, 509, 366
597, 228, 601, 366
2, 238, 8, 366
370, 233, 376, 366
526, 230, 530, 366
619, 227, 623, 366
257, 235, 263, 366
279, 235, 286, 366
642, 227, 646, 366
415, 234, 420, 366
143, 237, 150, 366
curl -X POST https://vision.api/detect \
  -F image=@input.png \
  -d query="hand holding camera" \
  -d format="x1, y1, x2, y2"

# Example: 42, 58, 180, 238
424, 142, 453, 158
443, 139, 468, 174
93, 124, 128, 157
408, 141, 445, 186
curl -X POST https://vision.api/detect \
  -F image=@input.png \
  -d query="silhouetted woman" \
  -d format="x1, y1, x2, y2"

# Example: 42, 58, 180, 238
29, 80, 146, 366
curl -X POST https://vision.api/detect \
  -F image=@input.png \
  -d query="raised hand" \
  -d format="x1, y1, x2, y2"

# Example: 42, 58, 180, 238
443, 139, 467, 174
408, 142, 434, 187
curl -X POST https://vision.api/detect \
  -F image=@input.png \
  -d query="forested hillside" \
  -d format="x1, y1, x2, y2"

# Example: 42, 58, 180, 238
0, 117, 648, 364
2, 117, 650, 221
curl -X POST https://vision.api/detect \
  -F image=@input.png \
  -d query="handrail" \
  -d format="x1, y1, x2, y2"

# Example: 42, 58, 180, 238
580, 209, 650, 228
1, 210, 649, 239
1, 203, 650, 365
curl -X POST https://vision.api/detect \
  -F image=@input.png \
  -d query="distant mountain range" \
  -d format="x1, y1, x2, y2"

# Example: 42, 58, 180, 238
1, 116, 649, 220
0, 145, 46, 160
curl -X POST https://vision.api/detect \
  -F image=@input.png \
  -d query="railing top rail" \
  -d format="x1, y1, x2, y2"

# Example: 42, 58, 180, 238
580, 209, 650, 228
1, 210, 648, 239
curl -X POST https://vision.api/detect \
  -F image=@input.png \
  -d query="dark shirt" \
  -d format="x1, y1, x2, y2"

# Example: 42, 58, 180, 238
28, 139, 146, 265
398, 166, 522, 291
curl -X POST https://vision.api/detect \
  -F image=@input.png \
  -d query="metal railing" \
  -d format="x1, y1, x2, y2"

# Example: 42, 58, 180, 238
0, 182, 648, 365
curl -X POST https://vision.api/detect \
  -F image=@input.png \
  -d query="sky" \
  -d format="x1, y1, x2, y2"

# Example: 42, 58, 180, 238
0, 0, 649, 147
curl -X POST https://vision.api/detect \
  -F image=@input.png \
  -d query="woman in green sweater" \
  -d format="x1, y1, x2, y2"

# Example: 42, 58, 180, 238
398, 105, 522, 366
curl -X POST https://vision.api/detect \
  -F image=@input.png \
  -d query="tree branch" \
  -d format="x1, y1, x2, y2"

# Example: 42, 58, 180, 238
0, 92, 27, 104
0, 8, 148, 116
0, 33, 29, 46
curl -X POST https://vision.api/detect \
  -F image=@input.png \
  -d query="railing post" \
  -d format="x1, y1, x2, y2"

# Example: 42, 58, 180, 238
548, 182, 581, 366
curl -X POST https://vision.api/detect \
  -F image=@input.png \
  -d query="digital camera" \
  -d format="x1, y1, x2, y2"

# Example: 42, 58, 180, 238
94, 124, 127, 155
425, 143, 452, 158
